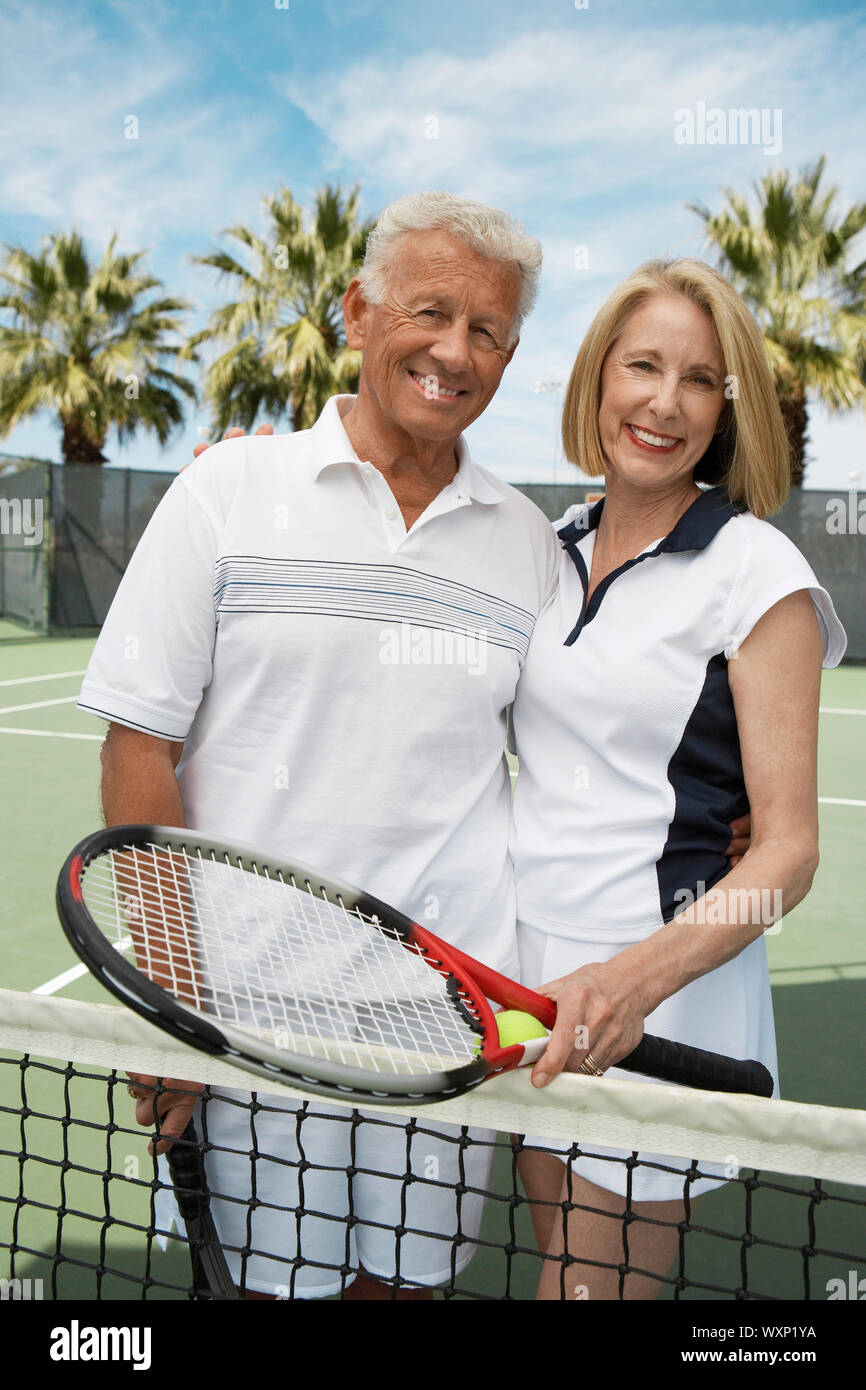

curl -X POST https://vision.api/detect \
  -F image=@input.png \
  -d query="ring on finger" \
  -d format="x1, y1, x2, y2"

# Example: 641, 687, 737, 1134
579, 1052, 604, 1077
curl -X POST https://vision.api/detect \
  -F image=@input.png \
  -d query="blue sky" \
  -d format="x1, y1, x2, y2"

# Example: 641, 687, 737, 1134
1, 0, 864, 488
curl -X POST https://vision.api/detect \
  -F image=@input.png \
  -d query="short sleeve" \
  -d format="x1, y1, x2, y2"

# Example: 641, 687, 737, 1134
77, 472, 222, 739
722, 517, 847, 668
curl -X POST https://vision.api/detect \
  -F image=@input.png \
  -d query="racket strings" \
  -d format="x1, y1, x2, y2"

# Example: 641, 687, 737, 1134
80, 843, 481, 1077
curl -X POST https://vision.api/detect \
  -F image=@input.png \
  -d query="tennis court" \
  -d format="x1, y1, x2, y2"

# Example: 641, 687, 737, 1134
1, 633, 865, 1300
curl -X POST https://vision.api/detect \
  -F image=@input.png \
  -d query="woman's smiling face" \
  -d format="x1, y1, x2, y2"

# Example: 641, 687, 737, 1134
598, 292, 727, 491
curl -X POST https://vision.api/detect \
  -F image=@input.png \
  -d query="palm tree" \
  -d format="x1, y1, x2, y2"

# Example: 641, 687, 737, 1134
689, 157, 866, 485
186, 184, 375, 436
0, 232, 196, 463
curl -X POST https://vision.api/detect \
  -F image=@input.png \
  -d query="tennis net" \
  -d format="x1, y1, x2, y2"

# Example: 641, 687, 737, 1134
1, 987, 864, 1302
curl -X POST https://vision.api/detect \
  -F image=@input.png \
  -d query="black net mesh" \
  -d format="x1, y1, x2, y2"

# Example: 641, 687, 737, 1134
2, 1055, 863, 1302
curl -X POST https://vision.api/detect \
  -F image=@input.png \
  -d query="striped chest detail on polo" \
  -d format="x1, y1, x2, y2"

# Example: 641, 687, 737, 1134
213, 556, 537, 659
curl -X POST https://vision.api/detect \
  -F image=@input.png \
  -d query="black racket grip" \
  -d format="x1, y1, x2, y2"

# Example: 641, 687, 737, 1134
620, 1035, 774, 1097
164, 1119, 211, 1225
164, 1119, 238, 1300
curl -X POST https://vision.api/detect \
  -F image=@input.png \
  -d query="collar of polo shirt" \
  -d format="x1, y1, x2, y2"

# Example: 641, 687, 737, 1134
306, 394, 505, 506
556, 486, 745, 555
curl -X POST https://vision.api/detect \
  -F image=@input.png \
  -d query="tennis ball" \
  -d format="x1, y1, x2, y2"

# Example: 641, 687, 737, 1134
495, 1011, 549, 1048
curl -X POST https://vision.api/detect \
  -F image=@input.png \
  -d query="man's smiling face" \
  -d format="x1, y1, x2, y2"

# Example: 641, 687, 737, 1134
346, 228, 521, 444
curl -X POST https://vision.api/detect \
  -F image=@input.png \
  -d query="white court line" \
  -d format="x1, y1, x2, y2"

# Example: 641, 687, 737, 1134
34, 936, 132, 996
0, 695, 78, 716
0, 726, 101, 741
0, 669, 86, 689
819, 706, 866, 716
32, 962, 90, 995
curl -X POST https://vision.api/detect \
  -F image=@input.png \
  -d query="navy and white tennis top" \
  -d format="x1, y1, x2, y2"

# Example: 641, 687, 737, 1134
509, 487, 847, 943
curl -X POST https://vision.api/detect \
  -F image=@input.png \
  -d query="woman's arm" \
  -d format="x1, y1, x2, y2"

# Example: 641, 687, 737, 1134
531, 589, 824, 1087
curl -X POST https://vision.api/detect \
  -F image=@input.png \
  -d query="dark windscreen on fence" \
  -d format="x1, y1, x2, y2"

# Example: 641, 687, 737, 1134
770, 488, 863, 658
49, 465, 173, 629
0, 461, 50, 629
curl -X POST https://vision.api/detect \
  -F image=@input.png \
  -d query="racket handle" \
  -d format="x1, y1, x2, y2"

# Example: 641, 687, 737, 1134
164, 1120, 212, 1226
619, 1035, 774, 1097
164, 1119, 238, 1300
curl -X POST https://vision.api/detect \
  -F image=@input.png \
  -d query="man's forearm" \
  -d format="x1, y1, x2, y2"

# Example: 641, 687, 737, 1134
100, 726, 197, 1010
100, 725, 187, 827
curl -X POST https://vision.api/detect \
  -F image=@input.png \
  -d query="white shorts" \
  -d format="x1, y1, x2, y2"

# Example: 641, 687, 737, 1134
165, 1087, 496, 1298
515, 920, 780, 1203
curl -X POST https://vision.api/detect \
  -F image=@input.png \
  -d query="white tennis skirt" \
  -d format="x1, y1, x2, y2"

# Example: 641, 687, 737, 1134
515, 919, 780, 1203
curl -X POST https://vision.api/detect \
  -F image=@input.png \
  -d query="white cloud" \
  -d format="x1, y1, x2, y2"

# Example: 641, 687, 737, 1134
273, 13, 861, 486
278, 15, 866, 487
0, 3, 274, 255
2, 2, 863, 485
282, 18, 866, 214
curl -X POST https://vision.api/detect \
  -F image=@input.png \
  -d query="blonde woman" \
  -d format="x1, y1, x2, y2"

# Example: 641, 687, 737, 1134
508, 259, 847, 1300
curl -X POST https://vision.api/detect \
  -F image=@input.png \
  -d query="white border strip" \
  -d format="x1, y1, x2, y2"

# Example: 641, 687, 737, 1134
31, 962, 90, 995
33, 937, 132, 996
0, 696, 79, 716
0, 670, 86, 688
0, 726, 102, 741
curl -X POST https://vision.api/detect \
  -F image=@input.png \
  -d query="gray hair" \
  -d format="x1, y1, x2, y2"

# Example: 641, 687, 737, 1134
356, 191, 542, 343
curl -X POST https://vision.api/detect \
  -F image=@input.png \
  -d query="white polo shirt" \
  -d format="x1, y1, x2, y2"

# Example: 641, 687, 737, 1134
79, 395, 558, 974
509, 487, 847, 943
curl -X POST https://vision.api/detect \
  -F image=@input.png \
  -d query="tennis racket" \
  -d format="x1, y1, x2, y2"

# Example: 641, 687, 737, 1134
56, 824, 774, 1104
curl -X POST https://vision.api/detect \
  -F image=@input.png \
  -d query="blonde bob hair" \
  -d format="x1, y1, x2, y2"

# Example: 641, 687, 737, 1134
561, 259, 790, 518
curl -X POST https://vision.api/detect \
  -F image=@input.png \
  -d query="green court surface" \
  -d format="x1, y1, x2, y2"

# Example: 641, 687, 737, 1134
1, 635, 864, 1299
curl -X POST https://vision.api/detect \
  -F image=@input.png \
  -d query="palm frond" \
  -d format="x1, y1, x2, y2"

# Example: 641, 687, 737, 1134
691, 155, 866, 482
0, 230, 195, 460
190, 182, 376, 435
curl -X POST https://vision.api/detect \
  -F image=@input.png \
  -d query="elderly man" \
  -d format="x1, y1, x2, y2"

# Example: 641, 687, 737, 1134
79, 191, 559, 1299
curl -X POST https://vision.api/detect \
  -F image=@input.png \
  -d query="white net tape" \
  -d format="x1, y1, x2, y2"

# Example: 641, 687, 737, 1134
2, 988, 864, 1186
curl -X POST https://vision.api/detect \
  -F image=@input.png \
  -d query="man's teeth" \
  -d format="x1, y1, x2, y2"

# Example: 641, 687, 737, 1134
630, 425, 679, 448
411, 371, 460, 398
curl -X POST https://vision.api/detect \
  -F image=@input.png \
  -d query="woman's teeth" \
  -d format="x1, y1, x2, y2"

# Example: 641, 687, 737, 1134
630, 425, 679, 448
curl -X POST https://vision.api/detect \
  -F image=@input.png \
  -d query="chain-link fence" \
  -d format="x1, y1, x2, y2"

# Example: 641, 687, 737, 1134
0, 462, 863, 658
